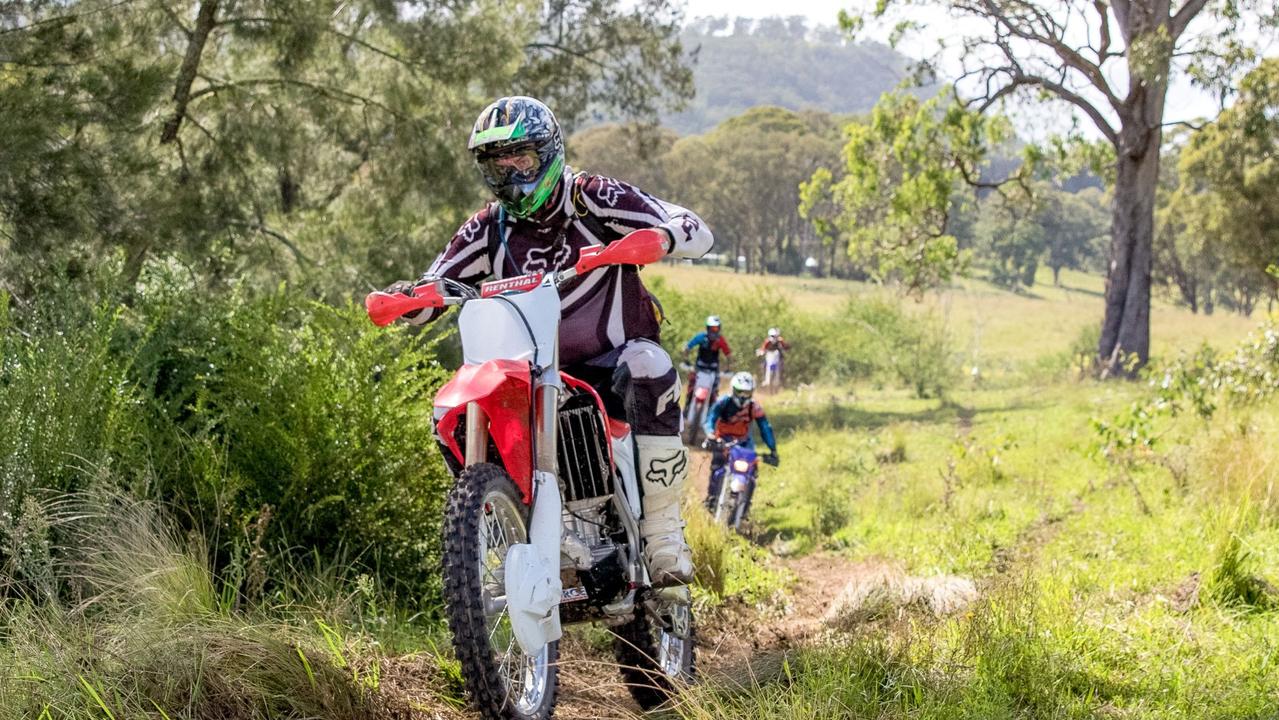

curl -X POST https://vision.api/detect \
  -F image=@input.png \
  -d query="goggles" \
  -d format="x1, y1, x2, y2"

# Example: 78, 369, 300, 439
476, 146, 543, 187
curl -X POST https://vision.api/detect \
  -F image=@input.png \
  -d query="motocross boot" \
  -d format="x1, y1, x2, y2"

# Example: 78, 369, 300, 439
636, 434, 694, 585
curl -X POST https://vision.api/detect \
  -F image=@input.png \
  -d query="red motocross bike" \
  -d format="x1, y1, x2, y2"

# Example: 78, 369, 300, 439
365, 229, 695, 720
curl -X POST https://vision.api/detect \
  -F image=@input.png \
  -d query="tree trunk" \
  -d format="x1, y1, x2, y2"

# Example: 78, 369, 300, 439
1099, 126, 1161, 377
1052, 265, 1061, 286
161, 0, 221, 144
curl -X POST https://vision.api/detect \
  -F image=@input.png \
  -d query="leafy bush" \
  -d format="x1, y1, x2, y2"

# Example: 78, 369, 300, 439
648, 277, 953, 397
1, 281, 453, 612
1094, 322, 1279, 461
126, 285, 453, 611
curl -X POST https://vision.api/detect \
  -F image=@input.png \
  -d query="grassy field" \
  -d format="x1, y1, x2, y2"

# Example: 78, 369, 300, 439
649, 263, 1258, 367
662, 267, 1279, 719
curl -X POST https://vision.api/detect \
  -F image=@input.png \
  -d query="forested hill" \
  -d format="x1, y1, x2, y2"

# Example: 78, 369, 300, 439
663, 17, 921, 134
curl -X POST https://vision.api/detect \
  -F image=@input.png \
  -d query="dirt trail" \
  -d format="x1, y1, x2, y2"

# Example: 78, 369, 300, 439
551, 552, 867, 720
383, 451, 905, 719
549, 451, 890, 719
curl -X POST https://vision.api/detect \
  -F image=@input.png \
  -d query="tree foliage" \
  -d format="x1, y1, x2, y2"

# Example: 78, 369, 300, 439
572, 107, 850, 275
0, 0, 693, 301
973, 184, 1108, 290
800, 90, 1029, 293
1166, 58, 1279, 315
846, 0, 1279, 374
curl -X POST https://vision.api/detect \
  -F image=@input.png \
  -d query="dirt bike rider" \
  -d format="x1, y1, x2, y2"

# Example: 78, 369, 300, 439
758, 327, 789, 356
702, 372, 778, 512
378, 96, 713, 585
682, 316, 731, 405
757, 327, 789, 388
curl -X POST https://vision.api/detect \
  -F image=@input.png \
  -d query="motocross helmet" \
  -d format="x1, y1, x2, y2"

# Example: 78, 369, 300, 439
768, 328, 780, 338
730, 371, 755, 399
468, 96, 565, 218
706, 315, 722, 333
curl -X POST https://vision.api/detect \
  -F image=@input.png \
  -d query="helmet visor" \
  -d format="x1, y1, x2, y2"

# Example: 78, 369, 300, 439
476, 146, 543, 188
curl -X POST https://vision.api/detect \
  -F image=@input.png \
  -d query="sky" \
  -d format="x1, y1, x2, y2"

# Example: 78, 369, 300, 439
681, 0, 1226, 140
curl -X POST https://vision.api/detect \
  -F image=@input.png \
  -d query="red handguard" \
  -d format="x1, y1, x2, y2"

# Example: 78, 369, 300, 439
365, 283, 445, 327
574, 228, 669, 275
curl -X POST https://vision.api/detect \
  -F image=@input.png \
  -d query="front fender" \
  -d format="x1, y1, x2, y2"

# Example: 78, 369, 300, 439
435, 359, 534, 501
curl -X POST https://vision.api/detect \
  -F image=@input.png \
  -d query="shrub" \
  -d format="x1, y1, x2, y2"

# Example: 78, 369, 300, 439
2, 280, 454, 613
127, 285, 453, 612
648, 278, 953, 396
0, 295, 150, 593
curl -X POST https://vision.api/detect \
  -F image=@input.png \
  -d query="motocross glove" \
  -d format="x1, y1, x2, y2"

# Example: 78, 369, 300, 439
381, 279, 416, 296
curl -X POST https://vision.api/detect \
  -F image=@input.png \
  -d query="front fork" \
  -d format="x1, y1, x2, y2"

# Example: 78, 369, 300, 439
498, 377, 565, 656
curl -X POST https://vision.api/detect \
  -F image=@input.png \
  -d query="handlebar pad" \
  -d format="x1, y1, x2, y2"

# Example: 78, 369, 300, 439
365, 284, 445, 327
574, 228, 669, 275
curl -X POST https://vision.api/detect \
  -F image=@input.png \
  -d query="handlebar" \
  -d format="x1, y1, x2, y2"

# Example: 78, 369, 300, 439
364, 228, 670, 327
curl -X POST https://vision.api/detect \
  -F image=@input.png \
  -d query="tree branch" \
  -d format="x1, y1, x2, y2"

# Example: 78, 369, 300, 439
1009, 71, 1120, 143
1093, 0, 1113, 63
972, 0, 1125, 114
524, 42, 609, 70
226, 221, 312, 266
188, 76, 404, 118
1171, 0, 1210, 39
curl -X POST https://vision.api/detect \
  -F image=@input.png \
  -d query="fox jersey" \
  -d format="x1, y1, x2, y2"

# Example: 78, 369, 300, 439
407, 171, 713, 366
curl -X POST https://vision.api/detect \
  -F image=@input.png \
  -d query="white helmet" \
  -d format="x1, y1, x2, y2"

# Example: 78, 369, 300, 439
705, 315, 721, 329
768, 328, 780, 338
730, 371, 755, 397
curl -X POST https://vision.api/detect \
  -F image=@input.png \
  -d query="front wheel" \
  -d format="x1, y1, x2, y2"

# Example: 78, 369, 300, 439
442, 463, 558, 720
731, 487, 751, 532
612, 603, 696, 710
683, 400, 705, 447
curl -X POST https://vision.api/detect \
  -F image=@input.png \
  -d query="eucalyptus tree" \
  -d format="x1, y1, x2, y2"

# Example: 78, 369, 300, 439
848, 0, 1279, 374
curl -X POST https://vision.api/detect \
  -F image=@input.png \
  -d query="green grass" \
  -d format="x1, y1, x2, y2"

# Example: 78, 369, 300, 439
0, 495, 464, 720
650, 263, 1257, 372
3, 264, 1273, 718
663, 268, 1279, 719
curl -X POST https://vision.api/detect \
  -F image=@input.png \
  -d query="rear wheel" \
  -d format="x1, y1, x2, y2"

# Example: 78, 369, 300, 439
612, 603, 696, 710
443, 463, 558, 720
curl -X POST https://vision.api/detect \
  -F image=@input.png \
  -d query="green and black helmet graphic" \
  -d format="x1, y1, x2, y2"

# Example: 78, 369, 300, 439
468, 96, 566, 218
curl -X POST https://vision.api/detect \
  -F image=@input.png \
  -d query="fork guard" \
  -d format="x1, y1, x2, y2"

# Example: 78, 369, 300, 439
435, 359, 534, 502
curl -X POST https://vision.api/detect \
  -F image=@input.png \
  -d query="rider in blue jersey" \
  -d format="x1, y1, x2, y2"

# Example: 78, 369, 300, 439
683, 315, 731, 406
703, 372, 778, 511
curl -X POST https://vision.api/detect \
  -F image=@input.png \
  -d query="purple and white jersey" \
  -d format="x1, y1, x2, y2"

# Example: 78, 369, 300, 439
407, 171, 713, 366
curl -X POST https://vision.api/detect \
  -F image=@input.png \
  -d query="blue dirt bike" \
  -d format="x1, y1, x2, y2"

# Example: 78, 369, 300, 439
704, 438, 777, 532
